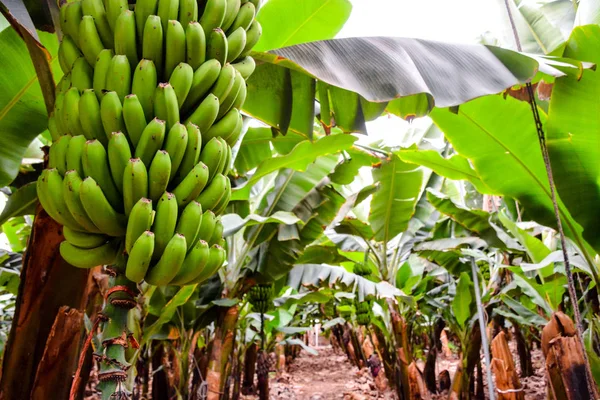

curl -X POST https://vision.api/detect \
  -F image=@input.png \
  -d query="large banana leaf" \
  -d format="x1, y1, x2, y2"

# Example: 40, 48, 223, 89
546, 25, 600, 255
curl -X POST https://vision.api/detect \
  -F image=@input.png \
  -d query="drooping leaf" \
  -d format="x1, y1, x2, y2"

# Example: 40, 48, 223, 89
234, 127, 273, 175
498, 211, 551, 264
0, 181, 37, 225
222, 211, 302, 237
142, 284, 197, 344
452, 272, 473, 329
281, 338, 319, 355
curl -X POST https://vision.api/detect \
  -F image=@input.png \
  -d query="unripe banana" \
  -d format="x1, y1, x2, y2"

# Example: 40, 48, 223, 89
221, 140, 233, 175
186, 93, 219, 133
165, 20, 186, 79
175, 200, 202, 250
106, 55, 132, 103
100, 91, 126, 140
55, 74, 72, 98
80, 177, 127, 236
231, 73, 247, 110
240, 21, 261, 59
230, 2, 254, 33
132, 59, 158, 120
226, 27, 246, 63
157, 0, 179, 32
81, 0, 113, 48
169, 62, 193, 108
79, 89, 107, 143
37, 170, 69, 228
204, 108, 240, 142
82, 139, 123, 211
163, 122, 188, 180
222, 0, 241, 32
173, 123, 201, 185
135, 0, 159, 39
208, 218, 223, 245
154, 83, 180, 131
169, 239, 209, 285
63, 226, 109, 249
196, 173, 227, 211
217, 70, 243, 119
231, 55, 255, 80
185, 22, 206, 70
135, 118, 166, 166
212, 176, 231, 215
188, 244, 225, 284
105, 0, 128, 31
123, 158, 150, 216
107, 131, 133, 193
93, 49, 114, 101
146, 233, 186, 285
148, 150, 172, 202
199, 137, 224, 182
63, 87, 85, 137
142, 15, 164, 78
199, 0, 226, 36
53, 93, 68, 136
182, 59, 221, 113
46, 169, 88, 231
66, 135, 87, 177
126, 230, 155, 282
48, 115, 60, 141
123, 94, 148, 147
249, 0, 262, 10
211, 64, 236, 105
62, 2, 83, 46
49, 135, 71, 176
172, 162, 209, 208
224, 111, 243, 145
63, 170, 102, 233
114, 9, 139, 69
58, 36, 82, 73
196, 210, 216, 241
60, 240, 119, 268
151, 192, 178, 259
178, 0, 198, 27
70, 57, 94, 90
79, 15, 106, 67
126, 198, 153, 253
207, 28, 228, 65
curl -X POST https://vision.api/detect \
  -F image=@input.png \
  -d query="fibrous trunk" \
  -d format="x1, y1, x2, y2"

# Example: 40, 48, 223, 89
207, 306, 239, 400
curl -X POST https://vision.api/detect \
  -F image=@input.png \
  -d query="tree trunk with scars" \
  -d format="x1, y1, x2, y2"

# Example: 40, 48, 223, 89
207, 306, 239, 400
242, 343, 258, 395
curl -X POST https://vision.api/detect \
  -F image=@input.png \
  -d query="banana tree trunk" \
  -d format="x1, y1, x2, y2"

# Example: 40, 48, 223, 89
242, 342, 258, 395
424, 319, 445, 393
207, 305, 239, 400
388, 299, 411, 400
275, 332, 285, 375
0, 207, 91, 400
257, 350, 269, 400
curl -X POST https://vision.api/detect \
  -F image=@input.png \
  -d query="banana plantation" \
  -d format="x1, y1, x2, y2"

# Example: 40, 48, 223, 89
0, 0, 599, 399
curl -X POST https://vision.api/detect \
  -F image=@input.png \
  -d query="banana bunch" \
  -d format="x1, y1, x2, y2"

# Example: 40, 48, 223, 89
247, 283, 272, 314
352, 261, 371, 277
355, 299, 372, 326
40, 0, 263, 286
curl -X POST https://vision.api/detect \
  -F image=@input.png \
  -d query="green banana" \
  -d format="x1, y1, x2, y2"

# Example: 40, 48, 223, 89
185, 22, 206, 70
163, 122, 188, 181
63, 87, 85, 137
142, 15, 164, 78
249, 0, 262, 10
157, 0, 179, 32
208, 218, 223, 245
123, 158, 150, 216
216, 70, 242, 119
106, 55, 132, 103
49, 115, 60, 141
107, 131, 133, 193
105, 0, 128, 31
79, 15, 106, 67
226, 27, 246, 63
82, 139, 123, 211
231, 55, 255, 80
135, 0, 158, 39
63, 170, 102, 233
148, 150, 172, 202
210, 63, 236, 104
125, 197, 153, 253
186, 93, 219, 133
100, 91, 126, 140
60, 240, 119, 268
151, 192, 178, 259
175, 200, 202, 250
46, 169, 87, 231
70, 57, 94, 90
169, 62, 194, 108
196, 210, 216, 242
221, 140, 232, 175
58, 36, 82, 73
198, 0, 226, 36
123, 94, 148, 147
92, 49, 114, 101
182, 59, 221, 112
63, 226, 108, 249
79, 89, 107, 144
206, 28, 228, 65
196, 173, 227, 211
239, 20, 261, 58
204, 108, 239, 142
134, 118, 166, 166
153, 83, 180, 131
79, 177, 127, 236
169, 239, 209, 285
212, 176, 231, 215
230, 2, 254, 32
37, 170, 76, 229
178, 0, 198, 27
66, 135, 87, 177
172, 161, 209, 208
224, 111, 243, 145
199, 137, 224, 182
114, 9, 139, 69
132, 59, 158, 120
81, 0, 113, 48
188, 244, 225, 284
49, 134, 71, 176
165, 19, 186, 79
53, 93, 68, 136
222, 0, 241, 32
145, 233, 186, 285
62, 2, 83, 47
173, 122, 201, 185
125, 230, 155, 282
231, 72, 247, 110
